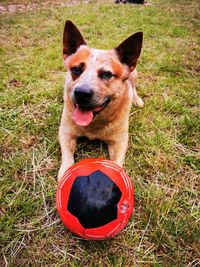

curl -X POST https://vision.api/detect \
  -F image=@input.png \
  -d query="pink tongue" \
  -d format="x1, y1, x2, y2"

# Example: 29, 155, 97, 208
72, 106, 94, 126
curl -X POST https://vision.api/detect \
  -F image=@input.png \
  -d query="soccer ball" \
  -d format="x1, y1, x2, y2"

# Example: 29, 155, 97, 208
56, 158, 134, 240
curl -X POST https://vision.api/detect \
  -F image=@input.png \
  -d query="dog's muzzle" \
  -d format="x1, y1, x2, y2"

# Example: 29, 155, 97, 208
92, 96, 111, 114
71, 85, 112, 127
74, 85, 94, 108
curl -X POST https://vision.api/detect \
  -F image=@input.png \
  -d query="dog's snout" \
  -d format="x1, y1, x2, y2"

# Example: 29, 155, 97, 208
74, 85, 94, 104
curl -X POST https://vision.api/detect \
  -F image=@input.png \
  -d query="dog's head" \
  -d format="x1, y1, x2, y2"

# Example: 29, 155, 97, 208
63, 20, 143, 127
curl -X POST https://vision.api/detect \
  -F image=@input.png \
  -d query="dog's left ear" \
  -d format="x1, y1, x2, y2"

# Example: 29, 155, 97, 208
115, 32, 143, 71
63, 20, 87, 59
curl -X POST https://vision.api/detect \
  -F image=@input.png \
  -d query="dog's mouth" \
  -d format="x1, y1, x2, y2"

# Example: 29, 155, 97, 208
72, 97, 111, 127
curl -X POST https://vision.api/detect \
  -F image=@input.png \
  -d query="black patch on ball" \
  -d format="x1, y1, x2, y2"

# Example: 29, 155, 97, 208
68, 170, 122, 228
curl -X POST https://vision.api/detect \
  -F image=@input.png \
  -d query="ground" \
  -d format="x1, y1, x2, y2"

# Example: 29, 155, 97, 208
0, 0, 200, 266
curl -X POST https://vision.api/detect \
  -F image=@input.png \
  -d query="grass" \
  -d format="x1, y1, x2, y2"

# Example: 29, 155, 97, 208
0, 0, 200, 266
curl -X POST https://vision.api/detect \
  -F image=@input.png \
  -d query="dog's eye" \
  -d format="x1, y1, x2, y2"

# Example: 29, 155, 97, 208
71, 66, 82, 76
99, 71, 113, 80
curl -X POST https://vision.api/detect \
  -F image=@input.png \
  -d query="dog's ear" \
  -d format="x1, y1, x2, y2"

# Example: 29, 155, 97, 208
115, 32, 143, 71
63, 20, 86, 59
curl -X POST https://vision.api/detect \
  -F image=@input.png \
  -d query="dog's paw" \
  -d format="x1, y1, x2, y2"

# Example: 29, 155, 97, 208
57, 167, 65, 182
57, 162, 73, 182
133, 96, 144, 108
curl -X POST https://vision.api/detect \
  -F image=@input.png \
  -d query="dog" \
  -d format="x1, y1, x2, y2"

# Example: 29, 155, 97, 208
58, 20, 144, 181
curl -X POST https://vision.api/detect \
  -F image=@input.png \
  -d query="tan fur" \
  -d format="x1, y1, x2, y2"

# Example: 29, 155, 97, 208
58, 26, 144, 181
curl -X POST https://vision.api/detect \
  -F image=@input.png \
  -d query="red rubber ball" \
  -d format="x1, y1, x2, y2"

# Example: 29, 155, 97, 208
56, 158, 134, 240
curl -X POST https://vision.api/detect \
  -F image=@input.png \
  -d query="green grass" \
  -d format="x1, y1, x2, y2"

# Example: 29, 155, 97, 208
0, 0, 200, 266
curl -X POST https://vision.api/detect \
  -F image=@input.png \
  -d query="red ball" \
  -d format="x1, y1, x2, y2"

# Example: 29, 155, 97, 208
56, 158, 134, 240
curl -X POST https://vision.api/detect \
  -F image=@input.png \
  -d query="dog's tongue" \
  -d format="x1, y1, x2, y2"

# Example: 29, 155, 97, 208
72, 106, 94, 126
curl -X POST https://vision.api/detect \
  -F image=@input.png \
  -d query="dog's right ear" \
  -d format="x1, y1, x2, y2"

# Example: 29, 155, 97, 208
63, 20, 86, 59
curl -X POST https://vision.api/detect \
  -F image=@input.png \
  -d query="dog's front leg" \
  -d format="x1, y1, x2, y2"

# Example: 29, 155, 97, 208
58, 126, 76, 182
108, 134, 128, 167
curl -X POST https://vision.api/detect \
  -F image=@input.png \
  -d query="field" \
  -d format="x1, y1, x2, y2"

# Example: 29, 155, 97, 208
0, 0, 199, 266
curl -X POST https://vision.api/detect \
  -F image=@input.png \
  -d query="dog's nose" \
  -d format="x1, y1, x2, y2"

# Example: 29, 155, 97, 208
74, 85, 94, 105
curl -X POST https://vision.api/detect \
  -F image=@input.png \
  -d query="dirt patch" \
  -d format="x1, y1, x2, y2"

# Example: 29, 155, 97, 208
0, 0, 92, 14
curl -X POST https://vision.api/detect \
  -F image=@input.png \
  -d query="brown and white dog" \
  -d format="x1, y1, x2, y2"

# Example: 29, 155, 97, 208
58, 20, 144, 181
